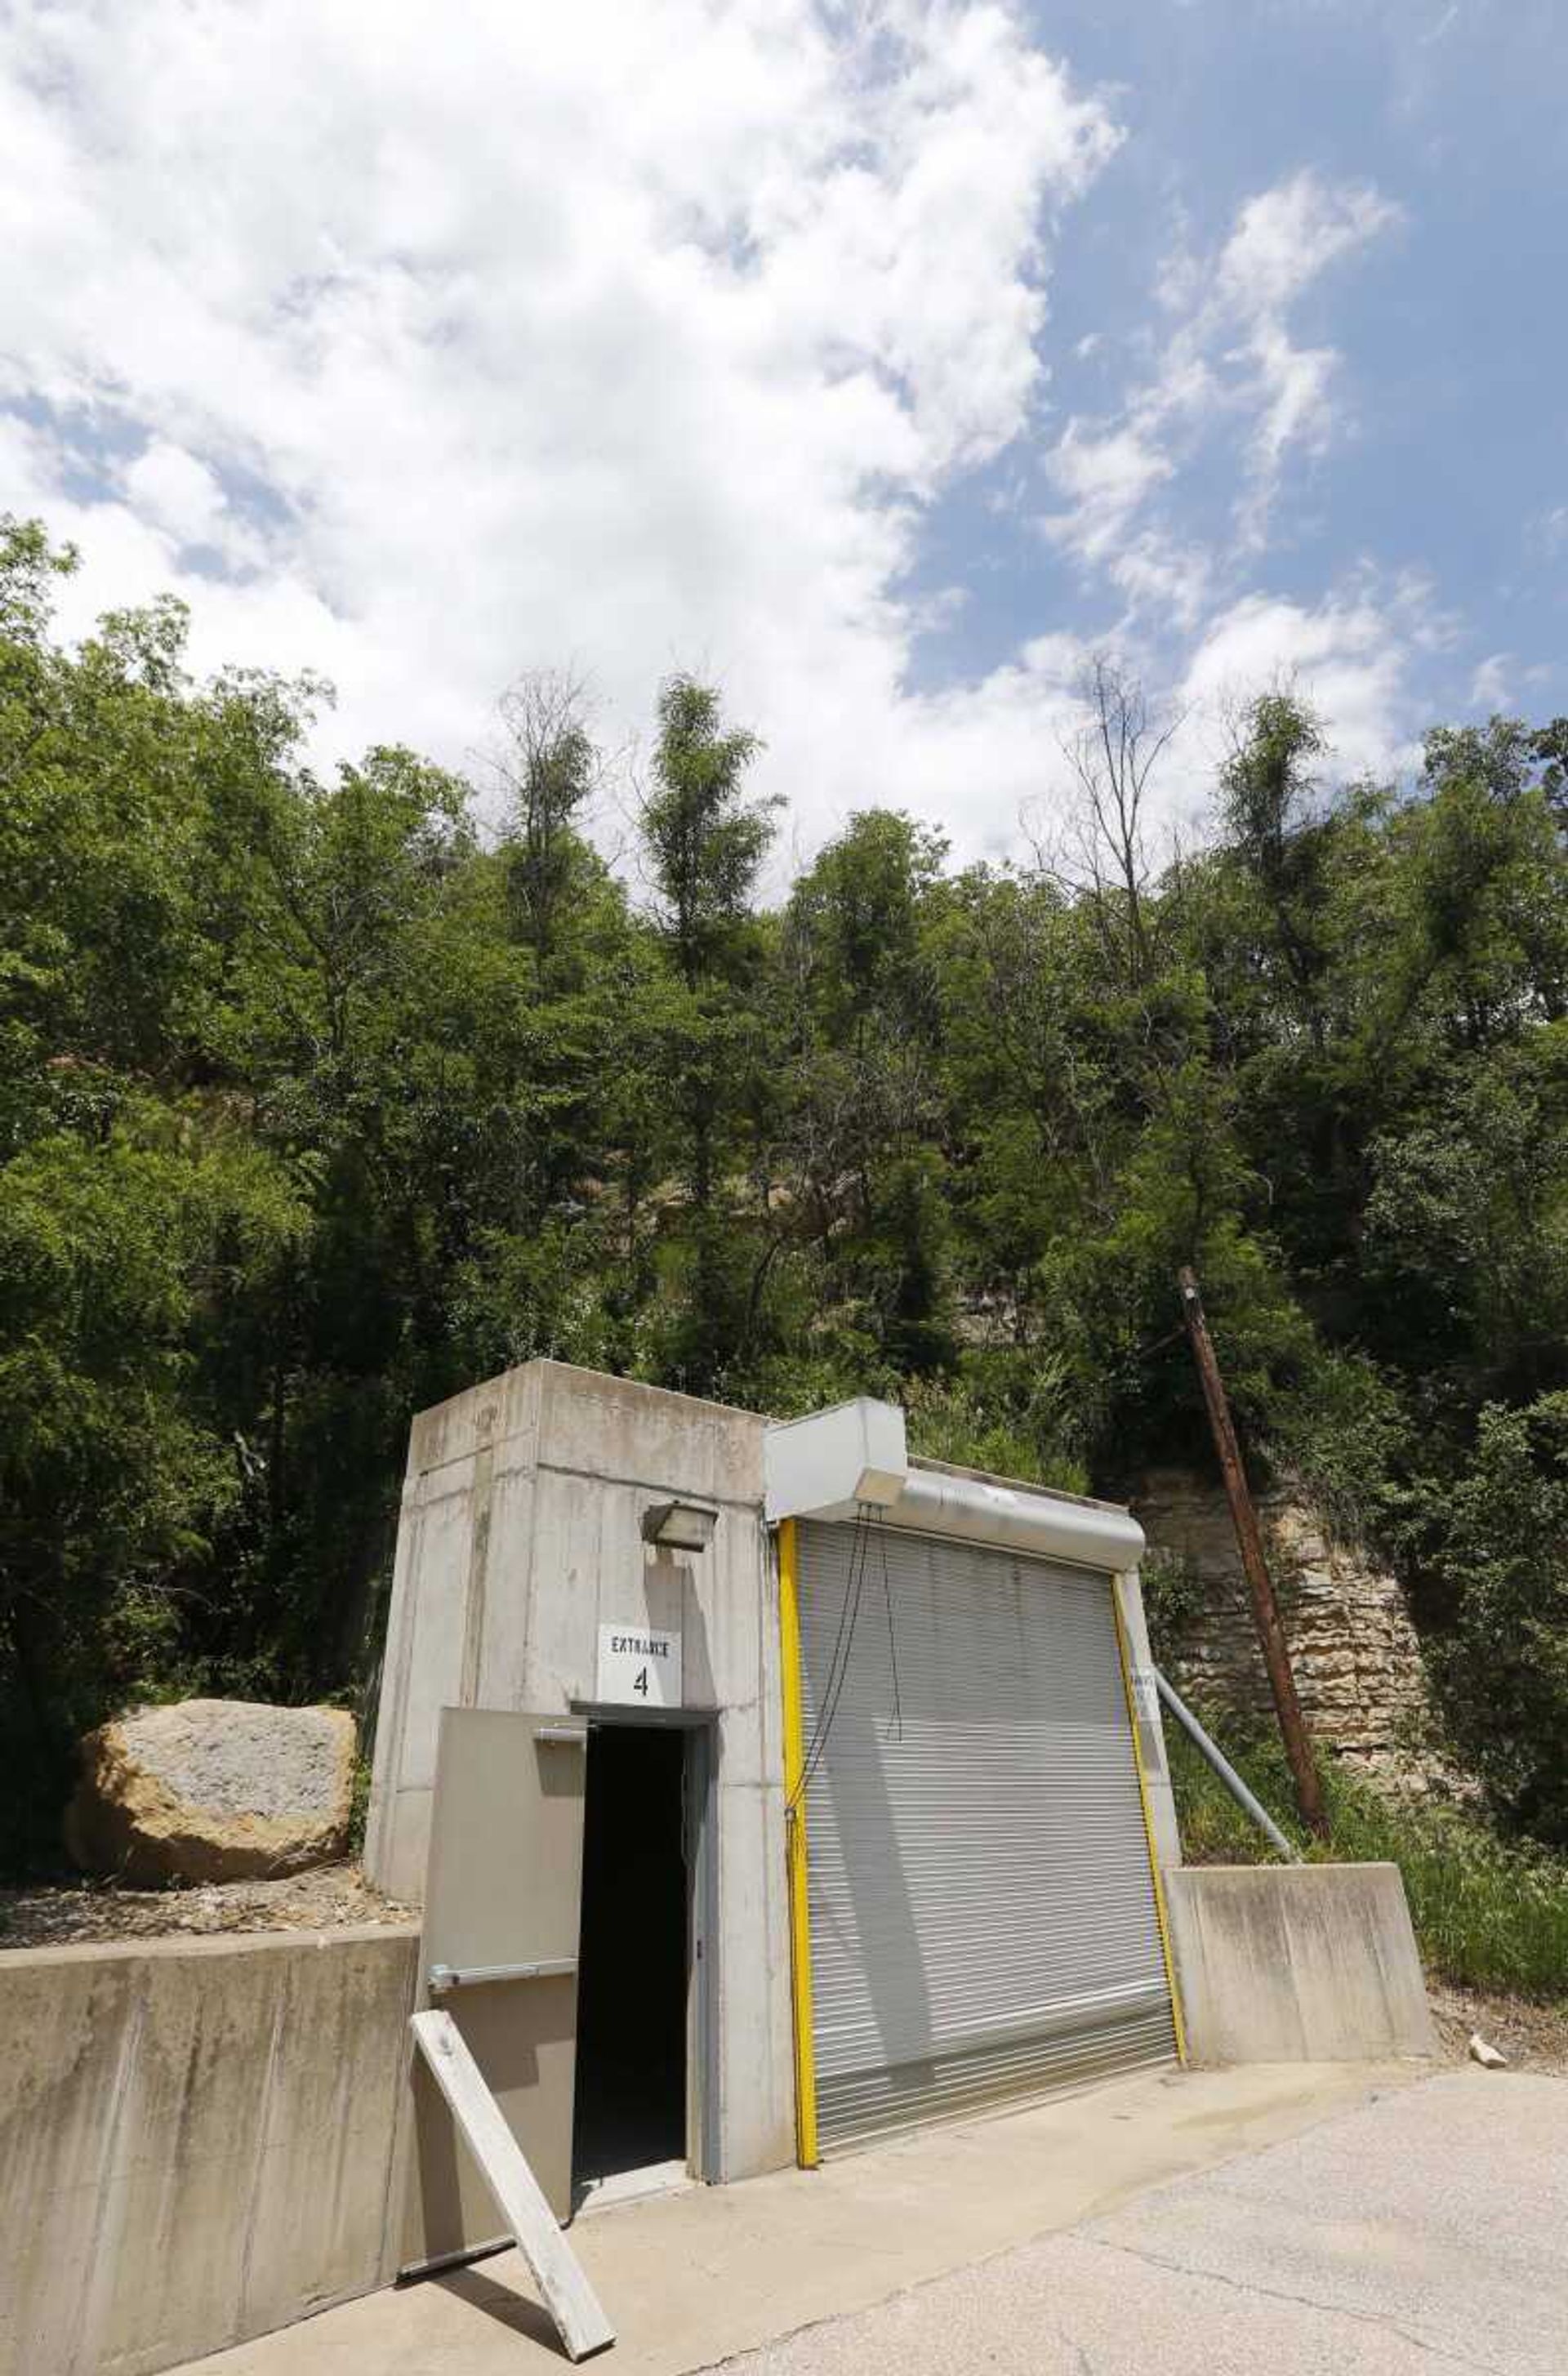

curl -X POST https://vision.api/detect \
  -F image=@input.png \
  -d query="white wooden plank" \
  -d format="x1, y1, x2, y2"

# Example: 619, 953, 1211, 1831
409, 2010, 615, 2362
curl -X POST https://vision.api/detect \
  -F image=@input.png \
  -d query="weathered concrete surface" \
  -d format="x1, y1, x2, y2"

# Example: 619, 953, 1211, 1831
164, 2062, 1427, 2376
727, 2071, 1568, 2376
0, 1922, 420, 2376
363, 1358, 797, 2182
1166, 1862, 1437, 2065
66, 1701, 358, 1883
364, 1362, 1182, 2191
1113, 1567, 1181, 1871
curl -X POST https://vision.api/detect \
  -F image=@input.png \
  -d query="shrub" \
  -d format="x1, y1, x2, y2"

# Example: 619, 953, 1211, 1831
1424, 1393, 1568, 1844
1166, 1718, 1568, 2002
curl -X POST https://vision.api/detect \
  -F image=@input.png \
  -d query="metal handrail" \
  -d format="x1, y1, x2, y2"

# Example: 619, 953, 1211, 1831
428, 1957, 578, 1993
1152, 1667, 1303, 1863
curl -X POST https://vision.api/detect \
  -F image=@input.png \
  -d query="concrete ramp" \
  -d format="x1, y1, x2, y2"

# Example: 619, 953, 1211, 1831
160, 2062, 1425, 2376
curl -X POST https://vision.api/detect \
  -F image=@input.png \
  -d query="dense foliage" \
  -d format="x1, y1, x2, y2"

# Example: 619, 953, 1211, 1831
1168, 1723, 1568, 2004
4, 519, 1568, 1867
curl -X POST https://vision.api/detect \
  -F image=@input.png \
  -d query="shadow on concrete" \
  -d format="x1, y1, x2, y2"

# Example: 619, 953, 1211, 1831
804, 1527, 937, 2122
430, 2261, 568, 2358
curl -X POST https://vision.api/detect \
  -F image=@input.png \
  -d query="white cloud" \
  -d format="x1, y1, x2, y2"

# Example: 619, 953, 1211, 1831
1466, 649, 1551, 712
1040, 418, 1211, 626
1044, 168, 1402, 596
1216, 174, 1401, 314
1179, 577, 1439, 782
1530, 504, 1568, 557
118, 439, 272, 569
1468, 652, 1512, 711
1044, 421, 1172, 558
1223, 176, 1402, 547
0, 0, 1122, 861
785, 626, 1097, 863
0, 11, 1468, 870
1241, 328, 1339, 490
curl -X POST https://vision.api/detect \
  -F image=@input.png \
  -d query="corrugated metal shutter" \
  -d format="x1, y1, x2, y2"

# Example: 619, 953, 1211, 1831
796, 1517, 1175, 2154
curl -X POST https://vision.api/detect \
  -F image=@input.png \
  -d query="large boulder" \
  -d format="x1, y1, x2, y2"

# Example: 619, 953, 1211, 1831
65, 1699, 358, 1884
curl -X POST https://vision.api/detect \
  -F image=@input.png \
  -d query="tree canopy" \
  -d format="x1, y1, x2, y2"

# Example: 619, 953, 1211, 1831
4, 515, 1567, 1865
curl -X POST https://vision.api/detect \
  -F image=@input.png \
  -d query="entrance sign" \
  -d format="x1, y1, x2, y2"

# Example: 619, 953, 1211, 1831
596, 1622, 682, 1707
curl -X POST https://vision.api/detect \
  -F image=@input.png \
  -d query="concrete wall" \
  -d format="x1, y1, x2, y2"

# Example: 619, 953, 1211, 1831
1113, 1569, 1182, 1873
0, 1923, 420, 2376
364, 1358, 796, 2182
1165, 1863, 1437, 2066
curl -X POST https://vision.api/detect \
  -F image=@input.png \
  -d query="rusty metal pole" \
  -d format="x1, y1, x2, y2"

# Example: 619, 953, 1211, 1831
1177, 1265, 1327, 1837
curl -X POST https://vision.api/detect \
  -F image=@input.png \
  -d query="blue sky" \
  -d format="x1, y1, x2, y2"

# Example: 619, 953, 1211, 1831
902, 0, 1567, 730
0, 1, 1563, 861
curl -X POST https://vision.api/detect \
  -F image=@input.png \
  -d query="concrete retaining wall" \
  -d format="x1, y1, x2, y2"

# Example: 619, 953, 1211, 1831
0, 1922, 421, 2376
1165, 1863, 1437, 2065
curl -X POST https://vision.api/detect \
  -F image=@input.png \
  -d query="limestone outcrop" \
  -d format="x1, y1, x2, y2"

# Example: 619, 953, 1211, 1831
1136, 1469, 1441, 1790
65, 1698, 358, 1883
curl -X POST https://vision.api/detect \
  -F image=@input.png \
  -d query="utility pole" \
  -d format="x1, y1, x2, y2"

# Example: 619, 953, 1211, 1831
1177, 1265, 1327, 1837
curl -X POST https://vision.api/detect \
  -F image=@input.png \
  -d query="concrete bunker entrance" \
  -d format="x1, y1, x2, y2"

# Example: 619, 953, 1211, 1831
572, 1719, 694, 2196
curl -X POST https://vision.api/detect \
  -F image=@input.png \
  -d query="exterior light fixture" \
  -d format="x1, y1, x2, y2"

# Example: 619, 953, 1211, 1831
640, 1500, 719, 1552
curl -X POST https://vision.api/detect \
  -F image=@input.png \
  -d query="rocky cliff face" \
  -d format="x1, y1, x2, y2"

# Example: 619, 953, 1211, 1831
1134, 1469, 1441, 1790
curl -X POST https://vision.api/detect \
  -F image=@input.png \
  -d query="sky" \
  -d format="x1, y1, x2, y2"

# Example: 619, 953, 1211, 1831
2, 0, 1564, 867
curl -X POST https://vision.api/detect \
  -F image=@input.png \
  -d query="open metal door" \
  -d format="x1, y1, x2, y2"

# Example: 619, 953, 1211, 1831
403, 1707, 586, 2270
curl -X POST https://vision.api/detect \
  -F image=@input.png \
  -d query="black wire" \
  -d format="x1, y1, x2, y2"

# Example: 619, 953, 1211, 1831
796, 1513, 867, 1800
876, 1510, 902, 1744
790, 1505, 910, 1808
791, 1505, 872, 1809
794, 1512, 862, 1778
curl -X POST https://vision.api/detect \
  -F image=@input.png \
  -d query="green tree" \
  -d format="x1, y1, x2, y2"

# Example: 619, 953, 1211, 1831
492, 670, 605, 965
9, 505, 1568, 1873
637, 675, 780, 1393
1431, 1394, 1568, 1842
640, 675, 775, 994
0, 1125, 305, 1866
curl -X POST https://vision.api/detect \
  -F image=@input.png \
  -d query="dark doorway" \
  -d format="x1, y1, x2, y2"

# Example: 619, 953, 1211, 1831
572, 1724, 689, 2189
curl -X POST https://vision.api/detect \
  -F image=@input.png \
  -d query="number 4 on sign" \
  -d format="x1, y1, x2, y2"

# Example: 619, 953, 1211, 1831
634, 1666, 648, 1696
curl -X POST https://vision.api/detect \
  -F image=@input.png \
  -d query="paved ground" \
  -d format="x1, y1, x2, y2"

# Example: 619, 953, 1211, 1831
733, 2071, 1568, 2376
172, 2064, 1564, 2376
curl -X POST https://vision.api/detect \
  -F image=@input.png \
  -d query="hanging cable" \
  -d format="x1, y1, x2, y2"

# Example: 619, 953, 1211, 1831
794, 1509, 862, 1774
788, 1504, 873, 1810
876, 1509, 902, 1744
794, 1511, 868, 1803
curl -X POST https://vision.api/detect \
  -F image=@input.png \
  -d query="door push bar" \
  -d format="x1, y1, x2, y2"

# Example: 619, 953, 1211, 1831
428, 1956, 579, 1995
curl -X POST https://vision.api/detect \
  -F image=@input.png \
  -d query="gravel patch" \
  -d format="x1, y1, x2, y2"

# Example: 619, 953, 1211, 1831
0, 1861, 416, 1948
1428, 1979, 1568, 2073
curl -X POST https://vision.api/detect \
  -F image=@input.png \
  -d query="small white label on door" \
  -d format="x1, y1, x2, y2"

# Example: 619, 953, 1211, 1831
1131, 1666, 1160, 1724
596, 1623, 682, 1707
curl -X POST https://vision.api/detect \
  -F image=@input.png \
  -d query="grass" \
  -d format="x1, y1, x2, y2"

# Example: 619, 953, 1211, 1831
345, 1751, 373, 1858
1166, 1718, 1568, 2004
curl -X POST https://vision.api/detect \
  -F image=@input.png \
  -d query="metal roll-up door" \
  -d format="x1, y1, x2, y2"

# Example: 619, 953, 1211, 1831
796, 1517, 1175, 2153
